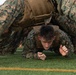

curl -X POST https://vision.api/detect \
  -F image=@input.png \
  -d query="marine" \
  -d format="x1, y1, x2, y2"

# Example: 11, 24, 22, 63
0, 0, 76, 54
22, 25, 74, 60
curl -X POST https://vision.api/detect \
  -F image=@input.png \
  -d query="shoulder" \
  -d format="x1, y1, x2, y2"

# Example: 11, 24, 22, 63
33, 26, 42, 34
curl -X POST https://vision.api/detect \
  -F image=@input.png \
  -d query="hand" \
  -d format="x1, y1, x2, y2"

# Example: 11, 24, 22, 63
37, 52, 46, 60
59, 45, 68, 56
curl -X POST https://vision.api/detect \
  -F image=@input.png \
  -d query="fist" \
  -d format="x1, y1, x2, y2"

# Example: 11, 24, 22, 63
37, 52, 46, 60
59, 45, 68, 56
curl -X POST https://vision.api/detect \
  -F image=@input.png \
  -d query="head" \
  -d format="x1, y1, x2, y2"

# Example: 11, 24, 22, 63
38, 25, 55, 50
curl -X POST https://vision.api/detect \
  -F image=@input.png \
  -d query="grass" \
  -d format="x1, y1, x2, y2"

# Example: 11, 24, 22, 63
0, 48, 76, 75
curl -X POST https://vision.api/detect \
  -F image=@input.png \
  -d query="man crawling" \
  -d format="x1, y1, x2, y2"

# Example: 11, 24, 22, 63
22, 25, 74, 60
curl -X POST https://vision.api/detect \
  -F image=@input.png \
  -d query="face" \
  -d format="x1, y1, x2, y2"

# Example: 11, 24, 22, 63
38, 36, 55, 50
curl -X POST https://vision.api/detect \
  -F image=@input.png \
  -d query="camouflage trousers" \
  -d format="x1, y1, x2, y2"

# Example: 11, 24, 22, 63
54, 0, 76, 52
0, 0, 25, 55
0, 0, 24, 36
56, 15, 76, 52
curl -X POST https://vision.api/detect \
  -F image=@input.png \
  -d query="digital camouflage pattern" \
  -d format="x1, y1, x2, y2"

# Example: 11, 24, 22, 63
0, 0, 25, 54
61, 0, 76, 22
0, 0, 24, 36
0, 26, 32, 55
0, 0, 76, 55
22, 26, 74, 59
55, 0, 76, 51
0, 0, 55, 36
55, 0, 76, 36
56, 0, 76, 22
0, 0, 75, 36
0, 0, 55, 54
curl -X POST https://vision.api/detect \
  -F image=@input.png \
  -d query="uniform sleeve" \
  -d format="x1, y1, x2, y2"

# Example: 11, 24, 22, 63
22, 29, 37, 58
0, 0, 24, 36
58, 29, 74, 57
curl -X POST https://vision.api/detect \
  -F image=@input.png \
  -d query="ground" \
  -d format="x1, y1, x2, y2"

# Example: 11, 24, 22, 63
0, 47, 76, 75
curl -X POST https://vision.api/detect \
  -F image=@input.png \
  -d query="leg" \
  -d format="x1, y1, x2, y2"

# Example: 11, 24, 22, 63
0, 0, 24, 36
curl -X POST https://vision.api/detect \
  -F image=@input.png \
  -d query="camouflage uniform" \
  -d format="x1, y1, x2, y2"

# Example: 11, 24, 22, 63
22, 25, 74, 59
55, 0, 76, 51
0, 0, 55, 36
0, 0, 76, 54
0, 0, 24, 36
0, 0, 24, 54
0, 26, 32, 55
0, 0, 54, 54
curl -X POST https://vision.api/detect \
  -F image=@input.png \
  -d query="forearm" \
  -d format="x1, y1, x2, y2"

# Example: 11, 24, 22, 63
59, 29, 74, 56
22, 33, 37, 58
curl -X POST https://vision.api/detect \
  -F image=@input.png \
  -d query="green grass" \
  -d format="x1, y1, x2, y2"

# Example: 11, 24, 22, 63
0, 48, 76, 75
0, 71, 76, 75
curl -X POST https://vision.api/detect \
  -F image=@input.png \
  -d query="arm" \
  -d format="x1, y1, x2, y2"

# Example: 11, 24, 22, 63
22, 29, 46, 60
37, 52, 46, 60
22, 29, 41, 59
23, 36, 46, 60
58, 29, 74, 57
59, 45, 68, 56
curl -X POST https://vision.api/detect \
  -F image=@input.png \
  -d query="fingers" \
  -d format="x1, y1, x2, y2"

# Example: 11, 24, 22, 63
62, 46, 68, 52
37, 52, 43, 55
37, 52, 46, 60
40, 54, 46, 60
59, 45, 68, 56
60, 45, 68, 52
